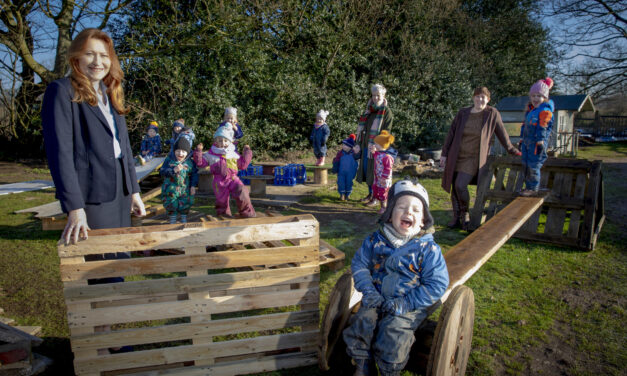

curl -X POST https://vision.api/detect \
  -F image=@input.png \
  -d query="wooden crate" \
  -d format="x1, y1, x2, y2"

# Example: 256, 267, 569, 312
58, 215, 320, 375
470, 155, 605, 250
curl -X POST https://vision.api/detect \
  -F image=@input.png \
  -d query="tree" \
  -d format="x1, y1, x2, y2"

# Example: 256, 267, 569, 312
546, 0, 626, 98
0, 0, 131, 156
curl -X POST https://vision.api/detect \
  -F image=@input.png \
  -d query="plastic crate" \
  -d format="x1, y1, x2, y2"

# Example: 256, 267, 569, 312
273, 164, 306, 186
238, 164, 262, 185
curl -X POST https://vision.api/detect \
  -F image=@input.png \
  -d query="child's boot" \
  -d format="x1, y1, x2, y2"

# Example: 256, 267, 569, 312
377, 201, 387, 214
340, 194, 346, 201
319, 156, 325, 165
168, 214, 177, 224
180, 214, 187, 223
365, 198, 379, 207
352, 358, 375, 376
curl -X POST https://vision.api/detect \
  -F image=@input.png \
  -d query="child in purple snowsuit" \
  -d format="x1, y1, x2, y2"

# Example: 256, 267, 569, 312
193, 125, 255, 218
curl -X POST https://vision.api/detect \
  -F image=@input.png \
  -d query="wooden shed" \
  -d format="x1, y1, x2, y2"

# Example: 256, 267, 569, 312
493, 94, 595, 156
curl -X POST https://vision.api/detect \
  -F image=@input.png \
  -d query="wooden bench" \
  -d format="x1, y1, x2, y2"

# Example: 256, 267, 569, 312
256, 162, 286, 176
247, 175, 275, 198
58, 215, 321, 376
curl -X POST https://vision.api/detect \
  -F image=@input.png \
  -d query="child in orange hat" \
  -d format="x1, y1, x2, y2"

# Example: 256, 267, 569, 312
366, 130, 395, 213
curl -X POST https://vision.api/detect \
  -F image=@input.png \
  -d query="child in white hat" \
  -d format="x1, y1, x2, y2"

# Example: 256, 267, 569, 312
310, 109, 330, 166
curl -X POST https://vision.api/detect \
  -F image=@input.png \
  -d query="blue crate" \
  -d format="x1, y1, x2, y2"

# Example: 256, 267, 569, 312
237, 170, 250, 185
273, 164, 305, 186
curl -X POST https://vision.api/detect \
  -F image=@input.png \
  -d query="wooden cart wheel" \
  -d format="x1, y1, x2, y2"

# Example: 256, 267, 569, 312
426, 285, 475, 376
318, 270, 354, 371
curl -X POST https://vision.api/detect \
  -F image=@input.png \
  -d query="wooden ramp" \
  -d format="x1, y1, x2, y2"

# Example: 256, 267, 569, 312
442, 195, 545, 302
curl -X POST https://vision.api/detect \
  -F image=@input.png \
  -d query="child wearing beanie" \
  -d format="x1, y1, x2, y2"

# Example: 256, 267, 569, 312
366, 130, 396, 213
310, 109, 331, 166
139, 121, 162, 164
332, 134, 362, 201
343, 180, 449, 376
519, 77, 555, 196
217, 107, 244, 145
193, 125, 256, 218
160, 137, 198, 224
166, 118, 195, 159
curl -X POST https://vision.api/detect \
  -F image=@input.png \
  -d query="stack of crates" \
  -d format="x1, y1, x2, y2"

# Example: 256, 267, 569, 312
274, 164, 307, 186
237, 165, 263, 185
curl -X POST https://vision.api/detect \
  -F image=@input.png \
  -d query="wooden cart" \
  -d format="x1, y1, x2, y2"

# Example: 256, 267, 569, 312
319, 195, 548, 375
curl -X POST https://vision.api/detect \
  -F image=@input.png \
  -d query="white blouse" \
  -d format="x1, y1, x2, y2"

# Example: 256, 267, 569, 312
95, 81, 122, 158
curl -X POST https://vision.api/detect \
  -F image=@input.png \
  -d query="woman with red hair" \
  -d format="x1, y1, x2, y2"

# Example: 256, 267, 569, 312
42, 28, 145, 245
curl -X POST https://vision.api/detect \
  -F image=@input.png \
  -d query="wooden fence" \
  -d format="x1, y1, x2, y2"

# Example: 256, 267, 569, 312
59, 215, 320, 375
470, 156, 604, 250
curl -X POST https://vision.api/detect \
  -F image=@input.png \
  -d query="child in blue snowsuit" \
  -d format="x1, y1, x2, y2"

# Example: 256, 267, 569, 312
332, 134, 361, 201
519, 78, 555, 197
166, 119, 195, 159
343, 180, 449, 376
310, 109, 330, 166
140, 121, 162, 161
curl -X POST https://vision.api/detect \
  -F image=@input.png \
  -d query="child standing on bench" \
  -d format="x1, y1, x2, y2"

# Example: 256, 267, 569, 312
217, 107, 244, 146
366, 130, 396, 214
519, 77, 555, 197
160, 137, 198, 224
332, 134, 361, 201
343, 180, 449, 376
193, 125, 256, 218
166, 118, 195, 159
310, 109, 330, 166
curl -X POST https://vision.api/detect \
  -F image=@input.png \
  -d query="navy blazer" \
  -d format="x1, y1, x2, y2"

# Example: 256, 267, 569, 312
42, 77, 140, 213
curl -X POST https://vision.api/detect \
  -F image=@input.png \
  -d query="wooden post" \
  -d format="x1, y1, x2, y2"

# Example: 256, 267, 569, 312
313, 167, 330, 185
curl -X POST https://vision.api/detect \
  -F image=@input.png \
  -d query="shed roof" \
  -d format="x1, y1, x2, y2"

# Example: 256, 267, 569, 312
496, 94, 595, 112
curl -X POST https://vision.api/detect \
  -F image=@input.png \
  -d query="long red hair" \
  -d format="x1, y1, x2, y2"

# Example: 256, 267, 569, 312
68, 28, 128, 114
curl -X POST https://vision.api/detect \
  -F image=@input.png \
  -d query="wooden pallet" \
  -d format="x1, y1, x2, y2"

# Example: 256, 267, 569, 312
470, 156, 605, 250
137, 208, 345, 271
58, 215, 320, 376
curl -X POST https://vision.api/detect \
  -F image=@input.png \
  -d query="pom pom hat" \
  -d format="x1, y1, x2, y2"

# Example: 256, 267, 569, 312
148, 121, 159, 132
529, 77, 554, 99
214, 123, 234, 142
174, 137, 191, 154
224, 107, 237, 116
316, 109, 329, 121
373, 130, 395, 149
378, 179, 434, 230
172, 120, 184, 130
342, 134, 357, 148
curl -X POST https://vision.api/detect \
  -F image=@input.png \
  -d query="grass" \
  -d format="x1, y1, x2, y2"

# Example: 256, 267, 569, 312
0, 143, 625, 375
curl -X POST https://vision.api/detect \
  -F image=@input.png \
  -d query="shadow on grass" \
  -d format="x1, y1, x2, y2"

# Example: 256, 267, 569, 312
0, 221, 61, 241
37, 337, 75, 376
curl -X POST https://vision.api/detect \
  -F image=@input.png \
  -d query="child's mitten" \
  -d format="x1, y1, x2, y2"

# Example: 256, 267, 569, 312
382, 297, 411, 315
361, 291, 385, 309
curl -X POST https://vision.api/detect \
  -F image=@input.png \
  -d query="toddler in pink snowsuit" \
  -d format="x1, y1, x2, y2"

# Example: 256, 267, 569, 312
193, 124, 256, 218
367, 130, 395, 214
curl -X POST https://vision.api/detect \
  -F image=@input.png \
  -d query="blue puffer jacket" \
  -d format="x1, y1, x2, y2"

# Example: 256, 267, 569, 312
351, 231, 449, 311
310, 123, 330, 157
520, 100, 554, 144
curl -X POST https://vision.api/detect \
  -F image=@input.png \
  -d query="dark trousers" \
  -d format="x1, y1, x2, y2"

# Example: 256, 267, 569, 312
86, 158, 131, 284
451, 171, 475, 211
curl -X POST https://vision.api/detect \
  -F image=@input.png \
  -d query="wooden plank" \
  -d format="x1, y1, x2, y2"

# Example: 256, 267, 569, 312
71, 310, 318, 351
13, 326, 41, 336
185, 245, 213, 367
318, 239, 345, 271
519, 172, 550, 234
64, 265, 319, 302
469, 164, 495, 229
0, 322, 43, 346
484, 190, 585, 209
442, 196, 545, 302
66, 287, 319, 328
60, 246, 318, 281
544, 173, 572, 235
513, 232, 582, 248
124, 352, 318, 376
141, 187, 162, 202
58, 215, 318, 257
567, 173, 587, 239
0, 316, 15, 325
581, 161, 602, 249
73, 331, 319, 374
504, 167, 518, 192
